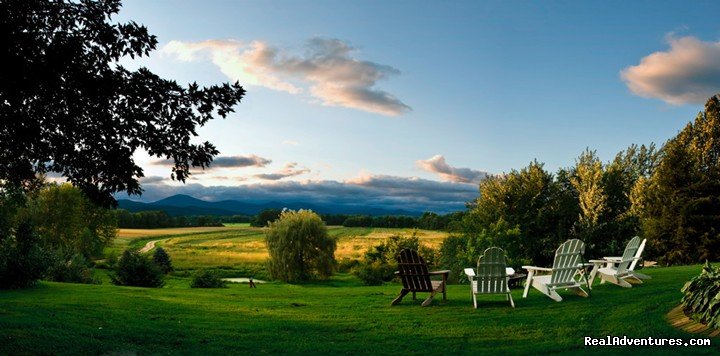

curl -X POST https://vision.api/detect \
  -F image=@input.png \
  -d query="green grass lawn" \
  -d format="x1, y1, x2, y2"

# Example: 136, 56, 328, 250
1, 265, 718, 354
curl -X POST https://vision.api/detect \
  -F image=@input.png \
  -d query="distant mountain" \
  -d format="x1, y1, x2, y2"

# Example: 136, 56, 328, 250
117, 194, 421, 217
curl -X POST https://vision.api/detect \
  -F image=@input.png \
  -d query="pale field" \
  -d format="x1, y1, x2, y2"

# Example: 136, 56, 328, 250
114, 225, 450, 269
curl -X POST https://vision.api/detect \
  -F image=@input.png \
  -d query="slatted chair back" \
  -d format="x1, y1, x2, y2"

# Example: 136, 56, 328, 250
617, 236, 641, 275
549, 239, 585, 287
476, 247, 508, 294
396, 249, 433, 292
629, 238, 647, 271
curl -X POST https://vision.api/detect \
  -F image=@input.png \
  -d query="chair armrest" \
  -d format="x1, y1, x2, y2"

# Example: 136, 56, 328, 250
506, 267, 515, 275
464, 268, 476, 277
589, 259, 609, 264
429, 270, 451, 276
602, 256, 621, 262
522, 266, 552, 272
394, 271, 399, 275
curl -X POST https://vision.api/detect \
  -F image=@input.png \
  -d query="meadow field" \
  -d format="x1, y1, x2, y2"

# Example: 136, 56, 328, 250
1, 226, 718, 354
112, 225, 448, 271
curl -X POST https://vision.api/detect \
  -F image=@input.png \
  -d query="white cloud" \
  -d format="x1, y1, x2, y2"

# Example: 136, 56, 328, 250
621, 35, 720, 105
416, 155, 488, 184
152, 154, 271, 169
162, 37, 411, 116
255, 162, 310, 181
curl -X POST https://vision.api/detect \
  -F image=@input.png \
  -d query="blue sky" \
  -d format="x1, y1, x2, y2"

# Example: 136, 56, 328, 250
114, 1, 720, 212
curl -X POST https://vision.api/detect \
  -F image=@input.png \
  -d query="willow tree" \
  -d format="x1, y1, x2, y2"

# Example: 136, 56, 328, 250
265, 210, 336, 282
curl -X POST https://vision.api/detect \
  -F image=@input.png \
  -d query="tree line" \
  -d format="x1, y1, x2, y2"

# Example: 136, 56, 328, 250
439, 97, 720, 281
114, 210, 250, 229
248, 208, 464, 230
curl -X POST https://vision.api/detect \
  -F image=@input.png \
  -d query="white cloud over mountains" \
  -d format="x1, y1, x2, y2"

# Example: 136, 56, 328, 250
622, 36, 720, 105
416, 155, 488, 184
118, 173, 478, 213
163, 37, 411, 116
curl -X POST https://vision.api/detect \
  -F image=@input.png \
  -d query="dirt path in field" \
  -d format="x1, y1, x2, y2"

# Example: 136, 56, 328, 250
139, 239, 160, 253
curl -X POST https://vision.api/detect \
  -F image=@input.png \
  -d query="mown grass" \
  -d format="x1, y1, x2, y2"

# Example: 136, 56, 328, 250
0, 265, 718, 354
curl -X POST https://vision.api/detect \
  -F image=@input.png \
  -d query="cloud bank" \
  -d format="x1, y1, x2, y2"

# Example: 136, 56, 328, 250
416, 155, 488, 184
621, 36, 720, 105
117, 174, 478, 213
152, 154, 271, 169
254, 162, 310, 181
162, 37, 411, 116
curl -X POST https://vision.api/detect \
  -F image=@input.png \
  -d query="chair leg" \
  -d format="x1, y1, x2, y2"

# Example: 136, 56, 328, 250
570, 286, 589, 297
523, 271, 534, 298
422, 291, 437, 307
602, 274, 632, 288
536, 282, 563, 302
472, 293, 477, 309
391, 289, 410, 305
508, 292, 515, 308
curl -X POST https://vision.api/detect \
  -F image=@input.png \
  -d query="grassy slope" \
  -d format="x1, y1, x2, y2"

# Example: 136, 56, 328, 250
1, 265, 718, 354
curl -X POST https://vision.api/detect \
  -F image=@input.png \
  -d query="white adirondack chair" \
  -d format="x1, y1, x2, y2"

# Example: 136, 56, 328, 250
522, 239, 588, 302
589, 236, 650, 288
464, 247, 514, 308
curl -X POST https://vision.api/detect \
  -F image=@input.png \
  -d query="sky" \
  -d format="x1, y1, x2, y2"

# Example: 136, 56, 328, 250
113, 0, 720, 213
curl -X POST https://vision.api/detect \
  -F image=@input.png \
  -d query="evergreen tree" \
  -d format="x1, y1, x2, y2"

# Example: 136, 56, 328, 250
152, 247, 173, 274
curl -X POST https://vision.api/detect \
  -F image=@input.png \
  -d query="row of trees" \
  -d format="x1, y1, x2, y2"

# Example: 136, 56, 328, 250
251, 209, 464, 230
445, 97, 720, 272
114, 210, 227, 229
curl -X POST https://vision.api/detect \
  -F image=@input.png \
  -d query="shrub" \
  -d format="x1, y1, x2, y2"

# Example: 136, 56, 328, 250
110, 249, 164, 287
353, 232, 438, 286
438, 235, 470, 283
46, 252, 98, 284
190, 269, 227, 288
353, 260, 394, 286
0, 221, 50, 289
152, 247, 173, 274
681, 261, 720, 329
266, 209, 336, 282
337, 258, 360, 273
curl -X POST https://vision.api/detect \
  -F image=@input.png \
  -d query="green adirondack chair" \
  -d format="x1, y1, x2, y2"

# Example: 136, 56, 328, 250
589, 236, 649, 288
464, 247, 514, 308
522, 239, 588, 302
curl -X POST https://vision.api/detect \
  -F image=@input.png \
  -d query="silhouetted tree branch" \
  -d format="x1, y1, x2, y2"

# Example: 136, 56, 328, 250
0, 0, 246, 207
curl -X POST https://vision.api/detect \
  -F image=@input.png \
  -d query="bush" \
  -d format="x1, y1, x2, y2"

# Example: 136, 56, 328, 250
352, 232, 437, 286
337, 258, 360, 273
152, 247, 173, 274
438, 235, 470, 283
266, 209, 336, 282
46, 252, 98, 284
190, 269, 227, 288
681, 261, 720, 329
353, 260, 394, 286
0, 221, 50, 289
110, 249, 164, 287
